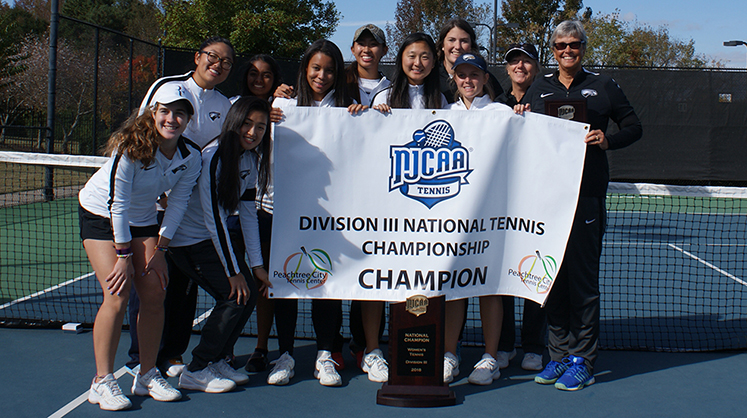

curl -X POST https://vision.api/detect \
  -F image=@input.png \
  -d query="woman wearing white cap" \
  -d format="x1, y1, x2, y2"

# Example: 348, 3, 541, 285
445, 52, 515, 386
78, 83, 201, 410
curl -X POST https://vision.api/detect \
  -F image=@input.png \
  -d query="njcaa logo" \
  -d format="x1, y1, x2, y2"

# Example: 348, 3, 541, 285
389, 120, 472, 209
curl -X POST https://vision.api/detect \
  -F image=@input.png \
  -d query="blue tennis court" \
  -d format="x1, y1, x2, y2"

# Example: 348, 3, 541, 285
2, 327, 746, 418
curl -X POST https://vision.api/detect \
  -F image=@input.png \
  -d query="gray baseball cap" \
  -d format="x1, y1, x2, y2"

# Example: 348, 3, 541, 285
353, 24, 386, 45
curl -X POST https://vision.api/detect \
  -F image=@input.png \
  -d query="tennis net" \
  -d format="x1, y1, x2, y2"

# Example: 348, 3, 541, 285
1, 151, 745, 352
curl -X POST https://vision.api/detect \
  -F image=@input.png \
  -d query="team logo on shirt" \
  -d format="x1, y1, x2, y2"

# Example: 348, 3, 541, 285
276, 246, 332, 290
171, 164, 188, 173
581, 89, 597, 98
209, 112, 221, 121
507, 250, 557, 294
389, 120, 472, 208
240, 169, 251, 179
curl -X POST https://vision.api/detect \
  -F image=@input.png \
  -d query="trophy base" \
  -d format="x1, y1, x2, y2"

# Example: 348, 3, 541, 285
376, 383, 456, 407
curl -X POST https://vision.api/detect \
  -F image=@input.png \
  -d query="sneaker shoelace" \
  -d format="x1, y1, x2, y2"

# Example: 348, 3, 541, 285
321, 358, 339, 375
101, 377, 124, 397
368, 354, 388, 371
214, 361, 233, 376
272, 357, 293, 373
566, 365, 589, 382
206, 363, 225, 380
149, 371, 172, 390
474, 357, 496, 370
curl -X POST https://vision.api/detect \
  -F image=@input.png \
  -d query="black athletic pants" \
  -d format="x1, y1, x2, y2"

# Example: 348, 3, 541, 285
498, 296, 547, 355
545, 196, 605, 371
168, 240, 258, 371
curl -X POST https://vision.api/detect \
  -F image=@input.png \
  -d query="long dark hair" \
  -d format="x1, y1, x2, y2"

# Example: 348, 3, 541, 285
436, 18, 478, 64
215, 97, 272, 213
241, 54, 283, 98
294, 39, 352, 107
388, 33, 442, 109
345, 34, 387, 104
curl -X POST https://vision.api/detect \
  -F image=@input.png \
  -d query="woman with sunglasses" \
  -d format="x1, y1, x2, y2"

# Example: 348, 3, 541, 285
493, 42, 548, 373
524, 20, 642, 391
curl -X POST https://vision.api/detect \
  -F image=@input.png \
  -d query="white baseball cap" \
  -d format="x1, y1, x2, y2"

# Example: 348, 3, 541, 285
151, 82, 195, 115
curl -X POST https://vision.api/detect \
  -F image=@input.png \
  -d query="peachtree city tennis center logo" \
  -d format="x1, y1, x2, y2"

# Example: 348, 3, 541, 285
281, 246, 332, 290
389, 120, 472, 208
508, 250, 557, 294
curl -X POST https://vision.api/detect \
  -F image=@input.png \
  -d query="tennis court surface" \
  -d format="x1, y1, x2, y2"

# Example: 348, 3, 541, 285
2, 328, 746, 418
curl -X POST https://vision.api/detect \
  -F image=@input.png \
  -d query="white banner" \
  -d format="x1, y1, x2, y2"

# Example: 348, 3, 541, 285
269, 106, 588, 305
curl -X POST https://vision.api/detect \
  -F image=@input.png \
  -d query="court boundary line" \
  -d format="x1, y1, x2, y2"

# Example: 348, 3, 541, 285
668, 243, 746, 286
48, 366, 127, 418
0, 272, 95, 311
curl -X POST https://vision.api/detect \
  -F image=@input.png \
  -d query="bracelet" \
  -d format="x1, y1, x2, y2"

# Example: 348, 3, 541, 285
155, 245, 169, 252
115, 247, 132, 256
116, 252, 133, 259
252, 265, 264, 270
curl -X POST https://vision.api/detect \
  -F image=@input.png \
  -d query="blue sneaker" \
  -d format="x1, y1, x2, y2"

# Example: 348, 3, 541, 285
534, 357, 572, 384
554, 356, 595, 391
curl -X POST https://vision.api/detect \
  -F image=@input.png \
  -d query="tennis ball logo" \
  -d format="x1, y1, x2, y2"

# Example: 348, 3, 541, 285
518, 250, 557, 294
282, 246, 332, 290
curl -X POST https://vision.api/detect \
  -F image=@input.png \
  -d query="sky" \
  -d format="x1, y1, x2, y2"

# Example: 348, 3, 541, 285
328, 0, 747, 68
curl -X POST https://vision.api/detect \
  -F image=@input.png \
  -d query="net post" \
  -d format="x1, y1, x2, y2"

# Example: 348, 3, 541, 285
44, 0, 59, 202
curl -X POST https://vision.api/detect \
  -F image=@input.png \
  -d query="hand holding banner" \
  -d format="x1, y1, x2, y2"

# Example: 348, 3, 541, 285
269, 107, 588, 306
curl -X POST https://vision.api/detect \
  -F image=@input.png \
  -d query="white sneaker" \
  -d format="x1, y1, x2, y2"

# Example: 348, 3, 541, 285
132, 367, 181, 401
267, 352, 295, 385
443, 352, 460, 383
178, 364, 236, 393
314, 350, 342, 386
521, 353, 544, 371
468, 353, 500, 385
361, 349, 389, 383
212, 359, 249, 385
88, 374, 132, 411
495, 349, 516, 369
164, 358, 186, 378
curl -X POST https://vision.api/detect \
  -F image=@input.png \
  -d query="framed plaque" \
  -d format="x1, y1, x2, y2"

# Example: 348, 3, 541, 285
544, 98, 587, 122
376, 295, 455, 407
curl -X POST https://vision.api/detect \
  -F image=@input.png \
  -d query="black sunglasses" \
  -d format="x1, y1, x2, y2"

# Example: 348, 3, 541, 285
552, 41, 585, 51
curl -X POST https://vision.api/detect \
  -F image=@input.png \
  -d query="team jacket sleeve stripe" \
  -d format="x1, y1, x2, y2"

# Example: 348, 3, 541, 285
107, 153, 135, 244
202, 152, 242, 277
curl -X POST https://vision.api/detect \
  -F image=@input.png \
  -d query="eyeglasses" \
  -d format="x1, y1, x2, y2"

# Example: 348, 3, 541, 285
199, 51, 233, 70
552, 41, 585, 51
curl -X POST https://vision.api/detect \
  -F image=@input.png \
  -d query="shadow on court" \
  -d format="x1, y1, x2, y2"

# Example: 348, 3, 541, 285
2, 327, 746, 418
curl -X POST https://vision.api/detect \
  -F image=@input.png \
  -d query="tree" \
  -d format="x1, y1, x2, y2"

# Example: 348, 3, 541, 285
4, 34, 119, 153
584, 11, 721, 68
0, 4, 38, 143
496, 0, 591, 65
159, 0, 340, 58
386, 0, 491, 57
60, 0, 162, 44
